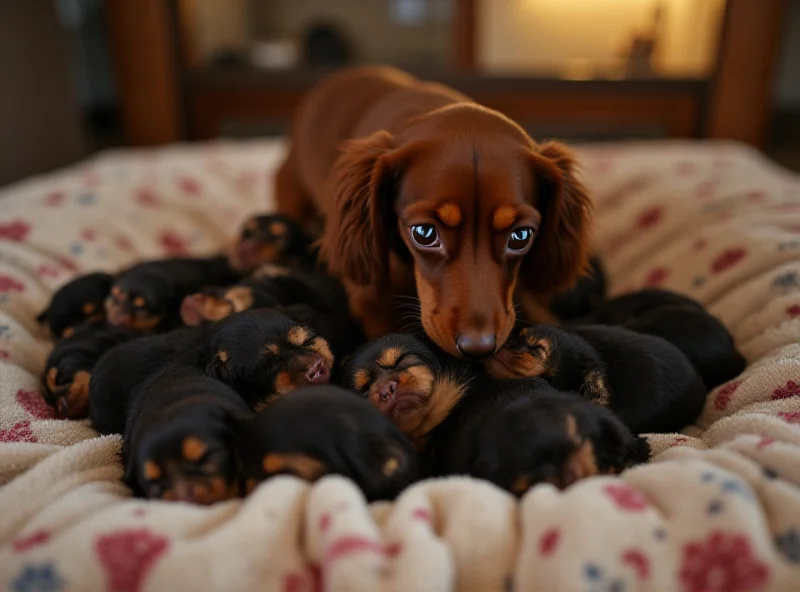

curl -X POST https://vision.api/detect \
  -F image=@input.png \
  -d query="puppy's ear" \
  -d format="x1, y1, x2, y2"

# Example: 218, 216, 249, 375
522, 142, 593, 293
320, 130, 400, 287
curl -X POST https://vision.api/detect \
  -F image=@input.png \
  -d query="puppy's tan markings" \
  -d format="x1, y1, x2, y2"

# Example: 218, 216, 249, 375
217, 350, 230, 363
61, 327, 74, 338
224, 286, 254, 312
383, 457, 400, 477
352, 369, 370, 391
133, 296, 146, 308
262, 453, 326, 481
436, 203, 462, 227
46, 368, 59, 393
245, 220, 258, 232
68, 370, 92, 399
583, 370, 611, 405
254, 263, 290, 278
408, 374, 470, 448
492, 205, 518, 232
183, 436, 208, 462
270, 222, 287, 237
287, 326, 310, 347
82, 302, 96, 314
309, 337, 334, 367
111, 286, 124, 299
511, 474, 533, 496
377, 347, 402, 368
266, 344, 280, 355
143, 460, 162, 481
274, 371, 295, 395
564, 414, 598, 484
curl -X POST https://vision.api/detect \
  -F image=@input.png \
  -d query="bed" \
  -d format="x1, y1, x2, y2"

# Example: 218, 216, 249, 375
1, 139, 799, 591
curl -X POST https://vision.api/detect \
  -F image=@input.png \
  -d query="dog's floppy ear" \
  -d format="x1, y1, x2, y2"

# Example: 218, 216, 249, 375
320, 130, 400, 287
522, 142, 593, 293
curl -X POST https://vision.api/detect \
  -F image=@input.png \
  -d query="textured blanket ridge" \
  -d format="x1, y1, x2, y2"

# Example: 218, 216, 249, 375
0, 139, 799, 591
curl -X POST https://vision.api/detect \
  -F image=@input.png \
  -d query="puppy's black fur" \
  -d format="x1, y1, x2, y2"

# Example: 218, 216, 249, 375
37, 272, 115, 338
123, 365, 251, 504
549, 253, 608, 322
229, 214, 316, 273
580, 288, 745, 390
106, 255, 240, 332
486, 324, 707, 434
90, 308, 336, 434
42, 322, 133, 419
236, 385, 417, 501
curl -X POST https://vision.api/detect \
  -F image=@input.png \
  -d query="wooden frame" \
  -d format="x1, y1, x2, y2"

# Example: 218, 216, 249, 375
107, 0, 787, 147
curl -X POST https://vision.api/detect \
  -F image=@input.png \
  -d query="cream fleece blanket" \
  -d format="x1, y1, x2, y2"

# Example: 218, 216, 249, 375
0, 140, 799, 591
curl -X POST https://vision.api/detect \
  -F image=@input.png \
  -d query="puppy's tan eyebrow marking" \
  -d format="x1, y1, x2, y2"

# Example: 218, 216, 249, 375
183, 436, 208, 462
353, 369, 370, 390
143, 460, 162, 480
287, 326, 310, 347
493, 205, 518, 232
377, 347, 403, 368
436, 203, 462, 227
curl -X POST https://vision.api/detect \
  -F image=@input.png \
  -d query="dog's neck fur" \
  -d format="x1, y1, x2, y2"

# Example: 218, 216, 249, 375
407, 370, 473, 449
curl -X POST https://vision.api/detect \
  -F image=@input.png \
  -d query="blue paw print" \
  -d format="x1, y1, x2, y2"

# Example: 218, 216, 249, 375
0, 325, 12, 339
776, 529, 800, 563
773, 271, 800, 289
11, 563, 64, 592
707, 499, 724, 515
692, 276, 707, 288
69, 243, 83, 255
721, 479, 754, 501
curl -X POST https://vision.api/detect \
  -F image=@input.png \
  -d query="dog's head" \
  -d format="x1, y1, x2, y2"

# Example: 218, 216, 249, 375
321, 104, 592, 359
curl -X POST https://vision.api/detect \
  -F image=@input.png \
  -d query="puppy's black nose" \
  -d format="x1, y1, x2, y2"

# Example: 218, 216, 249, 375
456, 333, 497, 359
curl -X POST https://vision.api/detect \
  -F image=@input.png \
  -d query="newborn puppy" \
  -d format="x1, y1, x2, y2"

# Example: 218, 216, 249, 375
485, 324, 706, 434
90, 309, 334, 434
37, 272, 115, 338
341, 333, 475, 448
229, 214, 315, 273
43, 323, 132, 419
106, 255, 240, 332
237, 385, 417, 502
180, 264, 348, 327
548, 253, 607, 322
124, 365, 251, 504
581, 288, 745, 390
465, 380, 644, 496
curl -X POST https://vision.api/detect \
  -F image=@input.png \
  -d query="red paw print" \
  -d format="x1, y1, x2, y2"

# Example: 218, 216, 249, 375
644, 267, 669, 287
0, 220, 31, 242
539, 529, 560, 557
772, 380, 800, 401
713, 380, 742, 411
0, 420, 36, 443
159, 232, 188, 256
16, 389, 55, 419
0, 275, 25, 292
95, 529, 170, 592
603, 483, 649, 511
636, 205, 664, 231
711, 248, 746, 274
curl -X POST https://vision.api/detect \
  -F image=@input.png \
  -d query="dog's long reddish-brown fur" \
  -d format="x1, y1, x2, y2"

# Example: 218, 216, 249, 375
275, 66, 592, 359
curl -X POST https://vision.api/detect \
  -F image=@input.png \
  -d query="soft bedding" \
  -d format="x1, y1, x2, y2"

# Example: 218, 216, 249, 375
0, 139, 799, 591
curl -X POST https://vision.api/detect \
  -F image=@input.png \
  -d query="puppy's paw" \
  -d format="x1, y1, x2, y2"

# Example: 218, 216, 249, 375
44, 367, 91, 419
180, 290, 234, 326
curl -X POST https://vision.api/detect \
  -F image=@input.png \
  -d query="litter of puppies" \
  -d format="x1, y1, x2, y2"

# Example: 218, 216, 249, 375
35, 212, 744, 503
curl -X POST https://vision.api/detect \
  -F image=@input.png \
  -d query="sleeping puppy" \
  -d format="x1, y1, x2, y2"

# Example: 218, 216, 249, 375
465, 380, 645, 496
229, 214, 316, 273
105, 255, 240, 332
580, 288, 745, 390
236, 385, 417, 502
123, 365, 251, 504
277, 65, 593, 358
90, 309, 335, 434
484, 324, 707, 434
548, 253, 607, 322
341, 333, 475, 448
37, 272, 115, 338
180, 263, 349, 326
42, 322, 133, 419
342, 334, 640, 493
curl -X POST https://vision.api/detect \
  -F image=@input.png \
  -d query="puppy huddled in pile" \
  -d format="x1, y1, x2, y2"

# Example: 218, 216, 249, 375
36, 215, 745, 503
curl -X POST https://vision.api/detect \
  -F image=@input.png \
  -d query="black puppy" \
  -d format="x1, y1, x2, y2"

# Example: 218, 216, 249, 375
37, 272, 115, 338
105, 255, 239, 332
124, 365, 251, 504
343, 334, 640, 494
549, 253, 608, 322
236, 385, 417, 502
42, 322, 132, 419
90, 308, 335, 434
581, 288, 745, 390
228, 214, 315, 273
341, 333, 475, 449
485, 324, 706, 434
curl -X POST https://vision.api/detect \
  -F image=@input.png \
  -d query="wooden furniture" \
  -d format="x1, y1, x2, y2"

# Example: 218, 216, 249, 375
107, 0, 787, 148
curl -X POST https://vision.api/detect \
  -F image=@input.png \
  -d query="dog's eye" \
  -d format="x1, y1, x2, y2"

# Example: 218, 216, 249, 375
508, 228, 535, 252
410, 224, 440, 248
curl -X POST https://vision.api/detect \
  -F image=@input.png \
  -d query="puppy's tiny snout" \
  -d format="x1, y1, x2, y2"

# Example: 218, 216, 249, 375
379, 381, 398, 402
305, 359, 330, 384
456, 333, 497, 359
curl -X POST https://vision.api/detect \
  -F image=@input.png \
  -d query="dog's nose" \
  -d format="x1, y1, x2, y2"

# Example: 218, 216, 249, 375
305, 358, 330, 384
378, 380, 398, 402
456, 333, 497, 359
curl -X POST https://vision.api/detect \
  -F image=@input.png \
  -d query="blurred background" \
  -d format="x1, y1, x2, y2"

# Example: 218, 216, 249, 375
0, 0, 797, 186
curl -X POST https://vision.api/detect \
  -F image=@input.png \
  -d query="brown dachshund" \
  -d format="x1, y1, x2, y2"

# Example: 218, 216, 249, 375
276, 66, 592, 359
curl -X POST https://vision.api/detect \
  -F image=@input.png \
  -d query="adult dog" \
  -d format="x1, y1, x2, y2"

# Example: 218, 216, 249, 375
275, 66, 592, 359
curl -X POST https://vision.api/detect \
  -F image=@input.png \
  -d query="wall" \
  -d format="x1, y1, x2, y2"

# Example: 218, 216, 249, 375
478, 0, 725, 77
774, 0, 800, 108
0, 1, 85, 186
